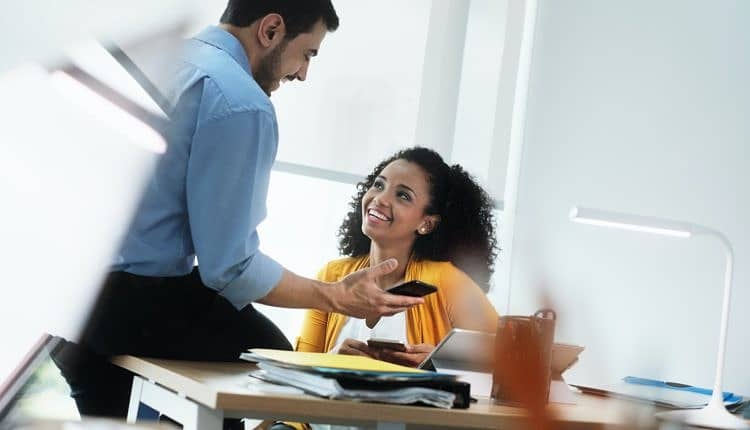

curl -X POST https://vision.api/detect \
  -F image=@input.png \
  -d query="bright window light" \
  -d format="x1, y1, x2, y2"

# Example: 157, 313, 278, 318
64, 40, 167, 119
50, 70, 166, 154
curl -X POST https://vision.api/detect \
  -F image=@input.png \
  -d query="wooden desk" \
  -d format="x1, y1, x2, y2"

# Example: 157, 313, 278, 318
112, 355, 650, 430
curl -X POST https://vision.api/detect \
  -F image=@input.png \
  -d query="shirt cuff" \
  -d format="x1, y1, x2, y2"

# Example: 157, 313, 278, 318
219, 251, 284, 310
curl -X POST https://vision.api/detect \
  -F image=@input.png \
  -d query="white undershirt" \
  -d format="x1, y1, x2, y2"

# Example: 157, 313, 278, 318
314, 313, 408, 430
331, 311, 407, 352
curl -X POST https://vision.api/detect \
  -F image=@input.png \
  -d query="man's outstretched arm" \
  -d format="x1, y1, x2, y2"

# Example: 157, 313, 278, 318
258, 258, 423, 320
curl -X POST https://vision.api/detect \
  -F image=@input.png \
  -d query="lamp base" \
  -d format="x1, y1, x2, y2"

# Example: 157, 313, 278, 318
656, 404, 749, 429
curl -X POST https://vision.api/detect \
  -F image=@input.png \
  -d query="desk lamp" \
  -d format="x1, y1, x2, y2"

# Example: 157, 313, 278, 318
569, 206, 748, 430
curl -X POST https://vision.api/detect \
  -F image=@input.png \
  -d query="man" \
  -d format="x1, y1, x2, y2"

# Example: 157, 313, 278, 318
56, 0, 422, 421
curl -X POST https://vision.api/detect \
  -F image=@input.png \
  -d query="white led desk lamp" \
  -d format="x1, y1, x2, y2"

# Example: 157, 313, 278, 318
569, 206, 748, 430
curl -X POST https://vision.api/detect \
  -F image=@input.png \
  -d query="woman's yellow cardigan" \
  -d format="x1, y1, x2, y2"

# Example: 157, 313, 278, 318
295, 255, 499, 353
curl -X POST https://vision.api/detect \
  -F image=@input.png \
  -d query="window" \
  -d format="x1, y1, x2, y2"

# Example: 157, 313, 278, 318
256, 170, 359, 343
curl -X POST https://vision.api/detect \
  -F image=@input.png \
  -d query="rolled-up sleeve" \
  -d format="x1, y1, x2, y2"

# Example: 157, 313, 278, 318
186, 108, 283, 309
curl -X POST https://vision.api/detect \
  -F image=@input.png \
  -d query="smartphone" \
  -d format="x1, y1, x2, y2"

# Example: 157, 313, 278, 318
386, 280, 437, 297
366, 338, 407, 352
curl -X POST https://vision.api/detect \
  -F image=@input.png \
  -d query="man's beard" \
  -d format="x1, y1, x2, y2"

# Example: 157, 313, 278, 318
255, 39, 288, 96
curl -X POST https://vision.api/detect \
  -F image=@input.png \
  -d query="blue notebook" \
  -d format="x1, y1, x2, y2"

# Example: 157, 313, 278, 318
623, 376, 742, 403
599, 376, 745, 409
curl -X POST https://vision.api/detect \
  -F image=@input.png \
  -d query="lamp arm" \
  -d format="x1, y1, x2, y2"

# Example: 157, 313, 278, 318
693, 228, 734, 409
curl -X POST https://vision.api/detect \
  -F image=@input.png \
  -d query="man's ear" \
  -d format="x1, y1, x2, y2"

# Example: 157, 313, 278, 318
257, 13, 286, 48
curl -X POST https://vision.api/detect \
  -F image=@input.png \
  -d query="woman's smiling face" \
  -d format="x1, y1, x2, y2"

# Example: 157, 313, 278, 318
361, 159, 438, 246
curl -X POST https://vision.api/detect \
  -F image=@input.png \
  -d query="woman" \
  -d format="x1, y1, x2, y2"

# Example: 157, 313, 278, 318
295, 147, 499, 367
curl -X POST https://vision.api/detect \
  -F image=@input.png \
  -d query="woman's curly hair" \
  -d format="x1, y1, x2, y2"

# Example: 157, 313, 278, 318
337, 147, 499, 291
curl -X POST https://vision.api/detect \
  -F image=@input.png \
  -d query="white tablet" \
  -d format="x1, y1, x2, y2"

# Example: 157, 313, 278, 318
551, 343, 585, 376
419, 328, 585, 376
418, 328, 495, 371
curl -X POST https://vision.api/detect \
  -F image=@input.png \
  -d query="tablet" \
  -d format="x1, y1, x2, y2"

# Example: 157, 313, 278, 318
418, 328, 494, 370
418, 328, 585, 375
551, 343, 585, 375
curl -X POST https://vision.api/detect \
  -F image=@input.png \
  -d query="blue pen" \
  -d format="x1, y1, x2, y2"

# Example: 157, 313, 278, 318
623, 376, 740, 402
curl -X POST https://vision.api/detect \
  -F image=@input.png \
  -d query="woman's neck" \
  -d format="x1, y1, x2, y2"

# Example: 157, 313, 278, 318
368, 241, 413, 289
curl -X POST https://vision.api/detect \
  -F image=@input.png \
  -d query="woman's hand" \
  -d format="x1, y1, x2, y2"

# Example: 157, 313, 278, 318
373, 343, 435, 368
336, 338, 375, 358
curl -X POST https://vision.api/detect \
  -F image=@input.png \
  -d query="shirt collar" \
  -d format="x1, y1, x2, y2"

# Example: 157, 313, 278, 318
193, 26, 253, 76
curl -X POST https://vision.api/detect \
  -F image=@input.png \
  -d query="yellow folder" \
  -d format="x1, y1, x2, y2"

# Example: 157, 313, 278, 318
248, 348, 426, 374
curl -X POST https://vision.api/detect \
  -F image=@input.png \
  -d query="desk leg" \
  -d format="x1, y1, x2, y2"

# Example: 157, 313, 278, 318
125, 376, 224, 430
184, 403, 224, 430
126, 376, 144, 423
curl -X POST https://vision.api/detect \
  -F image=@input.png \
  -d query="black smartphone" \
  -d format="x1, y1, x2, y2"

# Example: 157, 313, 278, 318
386, 280, 437, 297
366, 338, 407, 352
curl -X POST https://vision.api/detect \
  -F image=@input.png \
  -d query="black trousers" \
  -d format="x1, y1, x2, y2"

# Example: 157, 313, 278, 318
53, 268, 291, 423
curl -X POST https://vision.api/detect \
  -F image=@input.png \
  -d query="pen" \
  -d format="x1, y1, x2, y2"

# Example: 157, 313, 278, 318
623, 376, 738, 401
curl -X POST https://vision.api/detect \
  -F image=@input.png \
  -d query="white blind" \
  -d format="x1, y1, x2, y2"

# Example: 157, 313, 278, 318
273, 0, 432, 176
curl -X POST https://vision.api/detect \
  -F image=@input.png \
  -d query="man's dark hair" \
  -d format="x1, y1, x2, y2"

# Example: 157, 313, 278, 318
220, 0, 339, 40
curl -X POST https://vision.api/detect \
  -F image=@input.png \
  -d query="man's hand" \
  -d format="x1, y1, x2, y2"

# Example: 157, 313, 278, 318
257, 259, 423, 318
373, 343, 434, 368
328, 258, 423, 319
337, 338, 375, 358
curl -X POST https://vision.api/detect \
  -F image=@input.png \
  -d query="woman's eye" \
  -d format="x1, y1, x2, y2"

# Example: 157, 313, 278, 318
398, 191, 411, 201
372, 181, 384, 190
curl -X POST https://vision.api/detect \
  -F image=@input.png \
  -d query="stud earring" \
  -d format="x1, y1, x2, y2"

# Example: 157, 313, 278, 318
419, 227, 427, 234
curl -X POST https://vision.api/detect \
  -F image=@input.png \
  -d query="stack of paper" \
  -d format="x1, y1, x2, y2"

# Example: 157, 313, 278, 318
241, 349, 469, 409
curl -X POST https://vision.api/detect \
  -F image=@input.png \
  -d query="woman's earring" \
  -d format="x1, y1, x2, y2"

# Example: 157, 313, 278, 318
419, 227, 427, 234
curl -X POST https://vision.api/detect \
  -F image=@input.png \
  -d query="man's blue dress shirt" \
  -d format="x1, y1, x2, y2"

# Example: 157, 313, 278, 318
114, 26, 284, 310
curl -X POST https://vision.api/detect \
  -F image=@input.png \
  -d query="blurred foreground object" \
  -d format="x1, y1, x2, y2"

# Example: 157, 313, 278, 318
0, 14, 192, 422
12, 418, 170, 429
0, 16, 188, 392
492, 309, 557, 429
0, 1, 194, 74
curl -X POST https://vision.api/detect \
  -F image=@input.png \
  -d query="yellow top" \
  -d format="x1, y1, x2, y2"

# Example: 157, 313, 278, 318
295, 255, 499, 352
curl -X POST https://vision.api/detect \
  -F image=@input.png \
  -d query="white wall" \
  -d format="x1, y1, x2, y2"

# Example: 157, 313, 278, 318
507, 0, 750, 393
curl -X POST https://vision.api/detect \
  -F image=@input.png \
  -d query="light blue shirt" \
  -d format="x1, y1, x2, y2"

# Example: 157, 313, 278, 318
114, 26, 284, 310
